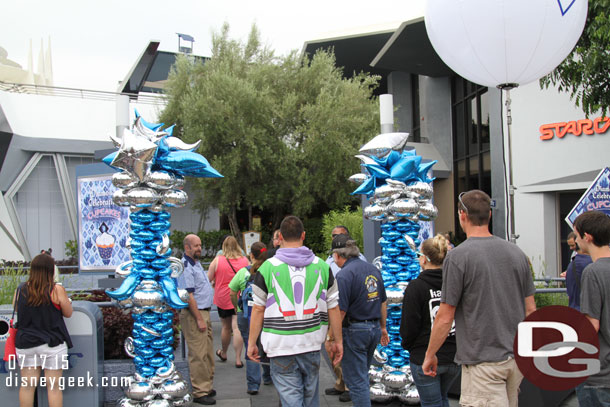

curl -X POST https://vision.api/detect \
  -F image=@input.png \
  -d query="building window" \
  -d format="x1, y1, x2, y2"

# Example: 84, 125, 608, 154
411, 74, 421, 142
452, 77, 491, 234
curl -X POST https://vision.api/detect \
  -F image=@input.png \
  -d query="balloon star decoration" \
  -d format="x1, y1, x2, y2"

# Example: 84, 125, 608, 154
349, 132, 437, 404
102, 111, 222, 407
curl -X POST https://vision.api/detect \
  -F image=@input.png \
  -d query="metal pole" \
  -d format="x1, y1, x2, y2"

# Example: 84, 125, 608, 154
503, 87, 519, 243
116, 94, 130, 138
363, 94, 395, 261
379, 94, 394, 134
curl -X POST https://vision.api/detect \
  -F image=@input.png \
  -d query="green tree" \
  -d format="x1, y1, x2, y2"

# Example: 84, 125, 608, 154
541, 0, 610, 117
161, 24, 380, 236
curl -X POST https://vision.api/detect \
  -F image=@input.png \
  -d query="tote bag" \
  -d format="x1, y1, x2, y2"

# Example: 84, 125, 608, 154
3, 288, 19, 362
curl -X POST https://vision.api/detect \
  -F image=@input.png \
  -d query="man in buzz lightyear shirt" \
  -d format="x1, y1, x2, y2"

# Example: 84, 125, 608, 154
247, 215, 344, 407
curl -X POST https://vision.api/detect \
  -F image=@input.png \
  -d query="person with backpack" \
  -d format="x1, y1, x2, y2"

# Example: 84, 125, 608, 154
229, 241, 272, 395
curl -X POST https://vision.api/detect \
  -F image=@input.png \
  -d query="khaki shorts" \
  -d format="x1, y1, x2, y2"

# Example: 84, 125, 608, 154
460, 357, 523, 407
16, 342, 68, 370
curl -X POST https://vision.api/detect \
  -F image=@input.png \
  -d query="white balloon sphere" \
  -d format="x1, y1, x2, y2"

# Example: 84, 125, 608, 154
425, 0, 587, 87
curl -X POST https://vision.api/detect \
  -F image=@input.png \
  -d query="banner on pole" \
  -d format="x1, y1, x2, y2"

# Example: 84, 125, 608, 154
565, 167, 610, 228
77, 175, 130, 272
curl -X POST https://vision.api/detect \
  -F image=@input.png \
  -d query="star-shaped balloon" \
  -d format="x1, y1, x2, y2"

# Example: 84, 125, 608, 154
373, 150, 401, 168
359, 132, 409, 157
134, 117, 167, 143
415, 160, 437, 183
157, 150, 223, 178
135, 109, 165, 131
364, 163, 391, 179
111, 129, 158, 181
351, 176, 380, 196
389, 154, 422, 181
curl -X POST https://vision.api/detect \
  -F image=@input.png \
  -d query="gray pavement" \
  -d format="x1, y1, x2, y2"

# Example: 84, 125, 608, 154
201, 314, 579, 407
204, 315, 448, 407
205, 315, 348, 407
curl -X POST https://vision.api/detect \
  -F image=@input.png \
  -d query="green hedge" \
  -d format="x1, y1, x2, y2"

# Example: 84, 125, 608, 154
321, 207, 364, 255
169, 229, 231, 258
303, 217, 325, 256
0, 266, 26, 305
534, 292, 569, 309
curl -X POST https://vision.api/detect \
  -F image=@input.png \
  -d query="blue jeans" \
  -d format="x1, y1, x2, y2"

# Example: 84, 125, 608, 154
270, 351, 320, 407
576, 384, 610, 407
410, 362, 460, 407
237, 312, 271, 391
341, 321, 382, 407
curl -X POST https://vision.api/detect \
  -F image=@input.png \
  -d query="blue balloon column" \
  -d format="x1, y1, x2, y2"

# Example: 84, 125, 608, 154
103, 112, 222, 407
349, 132, 436, 404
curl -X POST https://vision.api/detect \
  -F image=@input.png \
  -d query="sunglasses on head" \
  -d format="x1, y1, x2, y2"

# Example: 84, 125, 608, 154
458, 191, 469, 215
416, 251, 431, 262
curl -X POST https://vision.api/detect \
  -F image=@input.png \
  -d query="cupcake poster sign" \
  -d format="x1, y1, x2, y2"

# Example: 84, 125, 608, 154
77, 175, 131, 271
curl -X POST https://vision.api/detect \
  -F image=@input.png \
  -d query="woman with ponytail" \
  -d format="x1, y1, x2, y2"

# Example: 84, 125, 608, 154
14, 253, 73, 407
229, 241, 272, 395
400, 234, 458, 407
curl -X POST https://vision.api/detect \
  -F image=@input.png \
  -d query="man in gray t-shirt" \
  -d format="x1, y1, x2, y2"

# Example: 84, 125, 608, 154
422, 190, 536, 407
574, 210, 610, 405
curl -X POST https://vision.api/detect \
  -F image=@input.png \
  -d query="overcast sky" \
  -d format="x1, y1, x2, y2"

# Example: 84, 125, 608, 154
2, 0, 424, 92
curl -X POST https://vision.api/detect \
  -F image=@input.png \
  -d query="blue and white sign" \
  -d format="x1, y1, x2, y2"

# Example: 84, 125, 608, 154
77, 175, 130, 272
418, 221, 434, 245
566, 167, 610, 228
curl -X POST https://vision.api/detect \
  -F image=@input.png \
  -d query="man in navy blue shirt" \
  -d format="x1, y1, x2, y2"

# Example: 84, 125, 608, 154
332, 234, 389, 406
324, 225, 366, 400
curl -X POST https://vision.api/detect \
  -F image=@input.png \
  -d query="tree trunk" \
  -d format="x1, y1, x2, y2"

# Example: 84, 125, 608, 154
273, 208, 283, 231
248, 204, 253, 230
228, 205, 240, 238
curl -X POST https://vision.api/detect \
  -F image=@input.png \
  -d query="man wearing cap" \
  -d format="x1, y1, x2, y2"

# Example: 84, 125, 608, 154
326, 225, 367, 277
332, 234, 389, 407
176, 234, 217, 405
324, 225, 362, 401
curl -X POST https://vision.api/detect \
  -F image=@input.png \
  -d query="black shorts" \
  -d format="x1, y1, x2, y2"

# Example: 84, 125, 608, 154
217, 307, 236, 319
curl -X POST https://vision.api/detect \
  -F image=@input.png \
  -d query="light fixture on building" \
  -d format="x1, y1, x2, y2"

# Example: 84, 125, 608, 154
176, 33, 194, 54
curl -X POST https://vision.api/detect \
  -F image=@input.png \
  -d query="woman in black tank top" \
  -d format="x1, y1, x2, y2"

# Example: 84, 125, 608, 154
14, 253, 73, 407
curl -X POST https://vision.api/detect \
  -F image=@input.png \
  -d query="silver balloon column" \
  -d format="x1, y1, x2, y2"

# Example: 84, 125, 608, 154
102, 111, 223, 407
350, 130, 437, 403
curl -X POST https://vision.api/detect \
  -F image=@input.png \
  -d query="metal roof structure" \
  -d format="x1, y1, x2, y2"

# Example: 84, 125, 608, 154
118, 41, 208, 95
